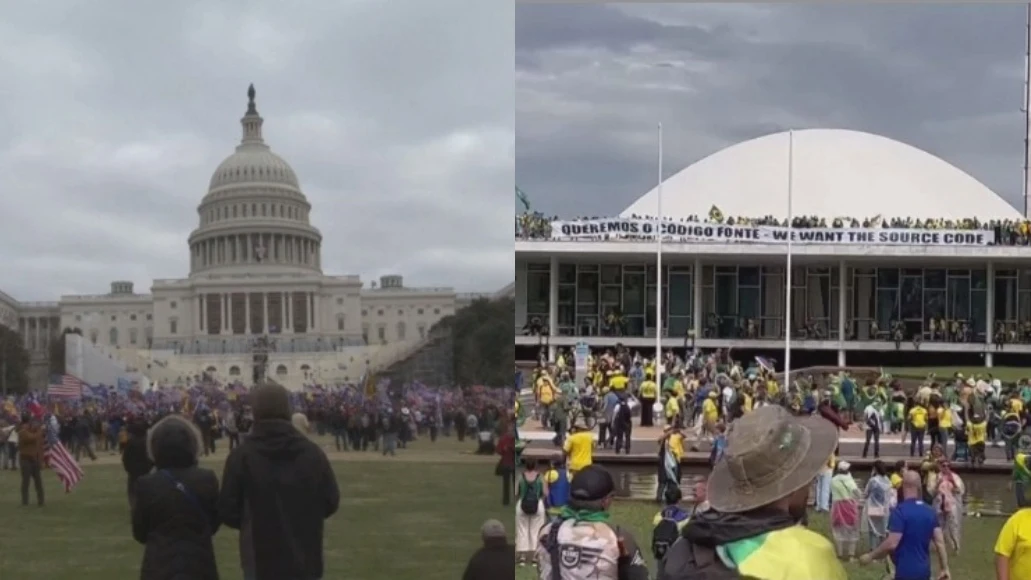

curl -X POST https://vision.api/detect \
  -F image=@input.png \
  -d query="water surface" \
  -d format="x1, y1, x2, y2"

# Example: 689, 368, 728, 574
605, 465, 1015, 515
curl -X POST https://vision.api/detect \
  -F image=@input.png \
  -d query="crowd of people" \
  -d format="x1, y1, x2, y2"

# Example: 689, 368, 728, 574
0, 378, 515, 580
503, 345, 1031, 579
516, 210, 1031, 245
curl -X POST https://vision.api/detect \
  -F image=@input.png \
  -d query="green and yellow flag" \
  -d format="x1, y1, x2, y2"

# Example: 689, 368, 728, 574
516, 186, 531, 211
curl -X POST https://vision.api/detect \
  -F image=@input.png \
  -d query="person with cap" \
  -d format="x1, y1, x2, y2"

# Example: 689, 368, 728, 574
859, 470, 951, 580
535, 465, 650, 580
461, 519, 515, 580
218, 382, 340, 580
657, 405, 847, 580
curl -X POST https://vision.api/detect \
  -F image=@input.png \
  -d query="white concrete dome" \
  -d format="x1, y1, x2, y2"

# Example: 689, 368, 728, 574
188, 85, 322, 277
209, 148, 300, 190
621, 129, 1021, 221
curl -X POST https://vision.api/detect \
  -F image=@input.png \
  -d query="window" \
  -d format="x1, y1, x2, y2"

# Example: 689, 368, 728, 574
418, 325, 426, 339
336, 297, 343, 305
377, 309, 384, 316
111, 315, 116, 321
169, 318, 178, 335
397, 309, 403, 316
276, 364, 288, 376
397, 321, 406, 340
417, 308, 424, 315
377, 325, 386, 342
89, 329, 98, 344
75, 315, 81, 322
433, 308, 440, 315
129, 328, 138, 345
362, 310, 367, 316
229, 366, 241, 376
170, 301, 177, 309
109, 327, 118, 345
337, 314, 345, 331
146, 314, 152, 321
362, 325, 369, 344
130, 314, 137, 321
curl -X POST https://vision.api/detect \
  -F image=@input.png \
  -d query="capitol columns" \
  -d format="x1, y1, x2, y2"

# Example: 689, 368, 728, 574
311, 292, 318, 331
280, 292, 288, 333
262, 293, 269, 334
244, 293, 251, 334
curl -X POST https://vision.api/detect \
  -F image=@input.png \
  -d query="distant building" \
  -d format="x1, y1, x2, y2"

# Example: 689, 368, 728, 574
515, 129, 1031, 369
2, 87, 482, 390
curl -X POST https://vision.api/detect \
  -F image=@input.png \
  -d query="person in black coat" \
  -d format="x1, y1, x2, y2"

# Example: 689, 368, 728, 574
132, 414, 221, 580
218, 382, 340, 580
462, 519, 515, 580
122, 418, 153, 509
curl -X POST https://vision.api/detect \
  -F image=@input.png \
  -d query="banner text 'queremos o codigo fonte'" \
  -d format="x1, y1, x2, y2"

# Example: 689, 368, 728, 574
548, 218, 995, 246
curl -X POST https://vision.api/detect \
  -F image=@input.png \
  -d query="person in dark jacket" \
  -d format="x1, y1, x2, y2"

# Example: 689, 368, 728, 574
131, 414, 221, 580
462, 519, 515, 580
122, 418, 154, 509
218, 382, 340, 580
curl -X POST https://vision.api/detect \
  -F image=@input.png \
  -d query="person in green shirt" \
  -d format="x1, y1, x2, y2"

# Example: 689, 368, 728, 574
1014, 453, 1031, 508
550, 398, 569, 447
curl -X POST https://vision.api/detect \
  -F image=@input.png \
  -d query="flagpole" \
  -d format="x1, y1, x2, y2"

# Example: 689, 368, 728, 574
1024, 3, 1031, 217
784, 130, 794, 383
655, 123, 664, 389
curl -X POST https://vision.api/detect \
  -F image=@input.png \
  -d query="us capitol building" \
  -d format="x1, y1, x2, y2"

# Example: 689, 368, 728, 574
0, 86, 502, 390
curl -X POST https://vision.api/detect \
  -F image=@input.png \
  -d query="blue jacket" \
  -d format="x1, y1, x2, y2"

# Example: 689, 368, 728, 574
547, 468, 570, 511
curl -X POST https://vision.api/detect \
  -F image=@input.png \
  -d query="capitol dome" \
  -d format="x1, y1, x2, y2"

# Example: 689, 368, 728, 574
621, 129, 1021, 221
188, 85, 322, 276
208, 148, 300, 190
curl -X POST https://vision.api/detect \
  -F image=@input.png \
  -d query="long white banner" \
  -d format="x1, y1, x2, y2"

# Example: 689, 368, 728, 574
549, 218, 995, 246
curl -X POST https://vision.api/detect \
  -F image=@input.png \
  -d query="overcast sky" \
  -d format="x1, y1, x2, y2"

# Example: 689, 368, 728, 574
0, 0, 513, 302
516, 4, 1027, 219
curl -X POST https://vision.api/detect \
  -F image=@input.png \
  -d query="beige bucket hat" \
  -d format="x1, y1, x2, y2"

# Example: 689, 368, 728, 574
707, 405, 839, 513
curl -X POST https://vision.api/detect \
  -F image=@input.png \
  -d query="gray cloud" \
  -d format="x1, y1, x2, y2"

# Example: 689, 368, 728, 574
0, 0, 513, 301
516, 4, 1026, 219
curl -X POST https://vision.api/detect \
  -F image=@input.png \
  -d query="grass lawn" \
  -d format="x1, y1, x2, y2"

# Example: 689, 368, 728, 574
887, 366, 1030, 382
515, 501, 1001, 580
0, 437, 510, 580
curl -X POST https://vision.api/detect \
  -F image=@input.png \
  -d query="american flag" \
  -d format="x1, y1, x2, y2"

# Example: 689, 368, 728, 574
47, 374, 85, 399
44, 415, 83, 492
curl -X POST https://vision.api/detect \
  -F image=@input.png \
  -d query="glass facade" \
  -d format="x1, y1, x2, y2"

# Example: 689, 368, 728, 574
523, 261, 1015, 341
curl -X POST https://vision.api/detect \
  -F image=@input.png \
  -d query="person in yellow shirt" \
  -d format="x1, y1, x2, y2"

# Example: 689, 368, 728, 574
562, 424, 594, 476
639, 373, 658, 427
995, 506, 1031, 580
536, 374, 557, 426
907, 403, 928, 458
657, 426, 685, 502
938, 403, 952, 449
609, 371, 629, 393
664, 394, 681, 429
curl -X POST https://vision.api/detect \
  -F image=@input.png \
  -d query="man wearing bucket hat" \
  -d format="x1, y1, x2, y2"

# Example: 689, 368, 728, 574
657, 406, 847, 580
535, 465, 650, 580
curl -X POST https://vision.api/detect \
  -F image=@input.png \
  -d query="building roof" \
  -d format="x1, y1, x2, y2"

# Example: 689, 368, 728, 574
620, 129, 1021, 221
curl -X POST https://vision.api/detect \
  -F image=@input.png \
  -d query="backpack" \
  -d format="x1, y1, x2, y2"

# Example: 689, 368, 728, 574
651, 506, 683, 560
865, 410, 880, 431
970, 397, 987, 424
520, 475, 542, 515
659, 539, 742, 580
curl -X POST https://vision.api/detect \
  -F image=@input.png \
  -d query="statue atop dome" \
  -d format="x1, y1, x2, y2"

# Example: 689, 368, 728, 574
247, 83, 257, 114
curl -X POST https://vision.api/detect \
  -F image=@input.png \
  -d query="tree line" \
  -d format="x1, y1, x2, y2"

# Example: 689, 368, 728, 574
430, 296, 514, 388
